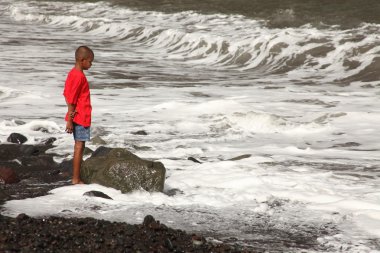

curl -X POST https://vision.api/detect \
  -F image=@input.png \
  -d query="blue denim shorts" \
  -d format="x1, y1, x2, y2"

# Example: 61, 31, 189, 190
73, 123, 91, 141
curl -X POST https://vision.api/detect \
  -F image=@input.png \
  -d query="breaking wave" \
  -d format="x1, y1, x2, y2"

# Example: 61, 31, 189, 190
6, 1, 380, 83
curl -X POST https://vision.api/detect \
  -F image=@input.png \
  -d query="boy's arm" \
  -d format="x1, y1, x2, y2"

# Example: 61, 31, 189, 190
65, 100, 77, 134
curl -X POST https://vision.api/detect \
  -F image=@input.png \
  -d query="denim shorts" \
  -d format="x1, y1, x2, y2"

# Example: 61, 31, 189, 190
73, 123, 91, 141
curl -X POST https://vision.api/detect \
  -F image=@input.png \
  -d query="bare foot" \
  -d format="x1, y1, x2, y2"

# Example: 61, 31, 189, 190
72, 180, 85, 185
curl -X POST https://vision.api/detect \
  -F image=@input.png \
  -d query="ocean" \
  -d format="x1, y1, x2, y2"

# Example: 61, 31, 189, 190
1, 0, 380, 251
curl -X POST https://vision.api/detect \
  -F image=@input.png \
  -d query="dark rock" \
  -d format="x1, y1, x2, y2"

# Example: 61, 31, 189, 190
58, 159, 73, 176
131, 130, 148, 135
0, 167, 20, 184
165, 238, 174, 250
0, 214, 244, 253
0, 144, 52, 161
188, 157, 202, 163
91, 146, 113, 158
143, 215, 155, 227
16, 213, 29, 221
83, 147, 93, 156
0, 188, 10, 202
132, 144, 152, 151
34, 127, 49, 133
41, 137, 57, 146
20, 155, 56, 169
7, 133, 28, 144
83, 191, 113, 200
48, 170, 61, 176
14, 120, 26, 125
81, 148, 166, 193
164, 188, 184, 196
228, 154, 252, 161
91, 136, 106, 145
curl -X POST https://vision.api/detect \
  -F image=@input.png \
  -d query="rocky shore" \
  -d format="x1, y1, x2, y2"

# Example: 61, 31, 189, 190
0, 213, 248, 253
0, 133, 252, 252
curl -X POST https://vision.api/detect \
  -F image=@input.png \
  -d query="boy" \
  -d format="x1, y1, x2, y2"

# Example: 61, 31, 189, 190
63, 46, 94, 184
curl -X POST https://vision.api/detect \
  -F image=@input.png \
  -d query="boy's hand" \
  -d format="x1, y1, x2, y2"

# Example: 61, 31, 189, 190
66, 121, 74, 134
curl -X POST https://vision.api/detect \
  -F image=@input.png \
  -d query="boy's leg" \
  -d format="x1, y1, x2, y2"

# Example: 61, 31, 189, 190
72, 140, 85, 184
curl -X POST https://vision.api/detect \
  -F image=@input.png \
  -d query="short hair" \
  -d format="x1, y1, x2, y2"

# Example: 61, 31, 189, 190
75, 46, 94, 61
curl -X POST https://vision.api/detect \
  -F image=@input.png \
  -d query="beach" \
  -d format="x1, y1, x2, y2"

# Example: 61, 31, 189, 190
1, 0, 380, 251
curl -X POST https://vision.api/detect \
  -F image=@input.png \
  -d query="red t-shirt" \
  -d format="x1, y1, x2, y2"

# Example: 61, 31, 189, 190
63, 68, 92, 127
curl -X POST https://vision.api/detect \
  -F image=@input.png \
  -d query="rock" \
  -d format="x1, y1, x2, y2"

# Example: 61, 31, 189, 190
81, 148, 166, 193
143, 215, 156, 227
16, 213, 30, 221
132, 145, 152, 151
7, 133, 28, 144
83, 191, 113, 200
0, 167, 20, 184
0, 144, 51, 161
0, 188, 10, 202
131, 130, 148, 135
228, 154, 252, 161
41, 137, 57, 146
91, 146, 112, 158
83, 147, 93, 155
20, 155, 57, 169
188, 157, 202, 164
91, 136, 106, 145
164, 188, 184, 196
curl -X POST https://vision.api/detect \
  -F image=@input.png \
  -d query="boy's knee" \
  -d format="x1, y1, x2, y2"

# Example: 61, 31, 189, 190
74, 141, 85, 149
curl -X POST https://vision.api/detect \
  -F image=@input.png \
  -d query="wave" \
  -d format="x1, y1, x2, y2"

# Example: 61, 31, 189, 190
5, 1, 380, 83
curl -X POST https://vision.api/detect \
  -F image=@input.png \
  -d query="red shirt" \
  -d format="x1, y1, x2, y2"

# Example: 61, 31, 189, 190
63, 68, 92, 127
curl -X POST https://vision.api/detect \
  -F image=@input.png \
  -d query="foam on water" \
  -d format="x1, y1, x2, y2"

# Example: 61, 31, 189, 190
5, 1, 380, 84
1, 0, 380, 251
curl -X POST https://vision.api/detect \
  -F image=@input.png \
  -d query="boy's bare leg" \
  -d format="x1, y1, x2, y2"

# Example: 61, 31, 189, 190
72, 140, 85, 184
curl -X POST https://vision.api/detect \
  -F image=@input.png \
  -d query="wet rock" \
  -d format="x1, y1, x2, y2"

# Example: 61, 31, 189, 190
16, 213, 29, 221
143, 215, 156, 227
20, 155, 56, 169
83, 190, 113, 200
58, 159, 73, 176
164, 188, 184, 196
0, 188, 10, 202
228, 154, 252, 161
91, 146, 112, 158
7, 133, 27, 144
83, 147, 93, 155
132, 130, 148, 135
188, 157, 202, 164
91, 136, 106, 145
0, 167, 20, 184
132, 144, 152, 151
14, 120, 26, 125
0, 144, 51, 161
41, 137, 57, 146
81, 147, 166, 193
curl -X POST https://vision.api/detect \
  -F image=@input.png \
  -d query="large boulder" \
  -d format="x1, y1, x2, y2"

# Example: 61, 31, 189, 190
81, 147, 166, 193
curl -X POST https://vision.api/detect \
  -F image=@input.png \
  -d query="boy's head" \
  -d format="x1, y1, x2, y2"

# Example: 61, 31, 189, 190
75, 46, 94, 70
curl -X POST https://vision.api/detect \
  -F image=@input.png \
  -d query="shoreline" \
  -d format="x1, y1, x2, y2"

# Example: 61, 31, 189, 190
0, 212, 250, 253
0, 141, 252, 252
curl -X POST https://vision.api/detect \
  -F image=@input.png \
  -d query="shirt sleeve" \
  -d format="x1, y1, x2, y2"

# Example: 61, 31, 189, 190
64, 74, 83, 105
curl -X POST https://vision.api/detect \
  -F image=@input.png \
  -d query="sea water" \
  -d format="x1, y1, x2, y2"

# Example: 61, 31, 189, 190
1, 0, 380, 251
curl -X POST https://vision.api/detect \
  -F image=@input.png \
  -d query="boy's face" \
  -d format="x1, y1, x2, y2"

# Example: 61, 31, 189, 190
82, 55, 94, 70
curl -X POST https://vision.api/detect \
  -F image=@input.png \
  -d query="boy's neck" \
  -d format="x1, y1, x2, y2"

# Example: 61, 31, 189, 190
74, 62, 84, 72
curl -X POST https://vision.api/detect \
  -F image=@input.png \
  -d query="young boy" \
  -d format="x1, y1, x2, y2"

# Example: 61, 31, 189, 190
63, 46, 94, 184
